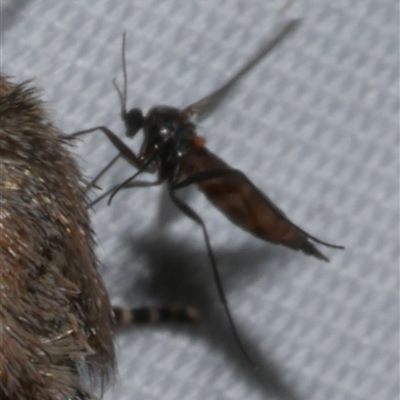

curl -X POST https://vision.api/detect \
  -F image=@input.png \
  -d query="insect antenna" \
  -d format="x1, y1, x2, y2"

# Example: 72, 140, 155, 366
113, 32, 129, 117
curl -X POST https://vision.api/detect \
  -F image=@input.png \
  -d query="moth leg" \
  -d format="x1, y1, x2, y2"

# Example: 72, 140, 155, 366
113, 306, 201, 327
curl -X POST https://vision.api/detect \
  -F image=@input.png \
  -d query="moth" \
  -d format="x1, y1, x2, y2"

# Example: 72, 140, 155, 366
0, 76, 198, 400
72, 19, 344, 365
0, 75, 116, 399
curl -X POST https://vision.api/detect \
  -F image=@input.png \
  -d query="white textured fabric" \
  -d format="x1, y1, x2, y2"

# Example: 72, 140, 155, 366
2, 1, 398, 400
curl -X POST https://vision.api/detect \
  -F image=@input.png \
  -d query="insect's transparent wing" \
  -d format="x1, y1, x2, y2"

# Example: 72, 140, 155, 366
182, 19, 300, 122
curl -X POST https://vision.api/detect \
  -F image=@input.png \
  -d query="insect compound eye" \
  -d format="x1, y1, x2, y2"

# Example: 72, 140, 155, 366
124, 108, 143, 137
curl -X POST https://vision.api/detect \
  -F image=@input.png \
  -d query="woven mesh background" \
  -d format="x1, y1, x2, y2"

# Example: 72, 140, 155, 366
2, 1, 398, 399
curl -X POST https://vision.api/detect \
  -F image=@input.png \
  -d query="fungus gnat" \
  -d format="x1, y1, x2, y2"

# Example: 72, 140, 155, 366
72, 19, 344, 367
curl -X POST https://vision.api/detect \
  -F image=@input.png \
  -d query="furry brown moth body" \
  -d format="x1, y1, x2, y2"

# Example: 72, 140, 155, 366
0, 76, 115, 400
0, 76, 201, 399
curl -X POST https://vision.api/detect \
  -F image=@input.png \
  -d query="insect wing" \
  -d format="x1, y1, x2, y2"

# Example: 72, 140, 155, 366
181, 19, 300, 122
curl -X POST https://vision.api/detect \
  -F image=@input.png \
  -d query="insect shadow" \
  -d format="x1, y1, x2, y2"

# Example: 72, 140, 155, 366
119, 231, 304, 400
71, 19, 344, 367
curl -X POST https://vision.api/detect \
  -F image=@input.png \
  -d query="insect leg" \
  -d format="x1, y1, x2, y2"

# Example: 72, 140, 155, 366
173, 169, 241, 189
167, 183, 256, 368
84, 154, 121, 193
71, 125, 143, 169
113, 306, 201, 327
107, 151, 162, 204
88, 178, 163, 208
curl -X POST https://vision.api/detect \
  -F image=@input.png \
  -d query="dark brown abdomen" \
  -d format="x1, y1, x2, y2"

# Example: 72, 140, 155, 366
179, 146, 329, 261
